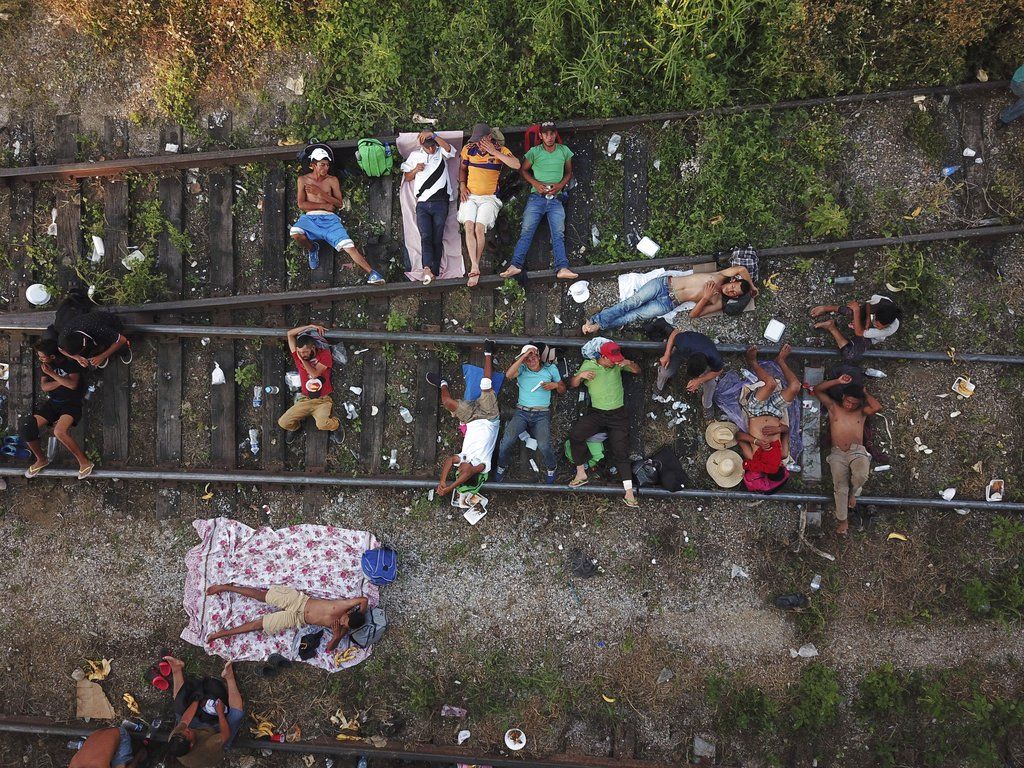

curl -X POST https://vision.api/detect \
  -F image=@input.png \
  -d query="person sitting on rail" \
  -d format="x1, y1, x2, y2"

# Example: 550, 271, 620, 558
810, 295, 902, 362
493, 343, 565, 484
807, 374, 883, 535
567, 340, 641, 507
429, 340, 501, 495
21, 338, 94, 480
581, 265, 758, 334
458, 123, 520, 288
164, 656, 246, 768
996, 63, 1024, 128
205, 584, 368, 650
401, 129, 456, 285
290, 147, 385, 284
648, 319, 724, 421
734, 344, 800, 468
57, 309, 131, 369
499, 121, 578, 281
278, 324, 342, 445
68, 725, 145, 768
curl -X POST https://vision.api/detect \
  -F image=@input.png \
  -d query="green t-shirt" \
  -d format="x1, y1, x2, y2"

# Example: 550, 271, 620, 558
526, 143, 574, 186
576, 360, 624, 411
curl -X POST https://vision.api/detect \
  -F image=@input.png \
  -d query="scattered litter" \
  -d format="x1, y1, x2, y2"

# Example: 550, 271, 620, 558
504, 728, 527, 751
763, 319, 786, 343
122, 249, 146, 270
529, 458, 539, 473
211, 362, 226, 385
76, 674, 115, 720
441, 705, 468, 718
370, 406, 379, 416
789, 644, 818, 659
201, 483, 214, 501
90, 235, 106, 263
86, 658, 112, 682
614, 152, 622, 161
636, 236, 660, 257
553, 315, 562, 325
656, 668, 673, 684
977, 69, 989, 82
457, 730, 471, 745
864, 368, 887, 379
249, 428, 260, 455
963, 147, 977, 158
601, 694, 616, 703
693, 735, 716, 760
26, 283, 51, 306
591, 224, 600, 247
972, 461, 984, 474
284, 75, 304, 95
653, 159, 661, 170
524, 436, 538, 451
730, 564, 749, 579
606, 134, 621, 156
912, 437, 933, 455
349, 386, 362, 395
398, 406, 413, 423
941, 164, 961, 177
811, 574, 822, 591
949, 410, 961, 418
940, 487, 956, 501
412, 112, 438, 125
952, 376, 975, 397
353, 348, 369, 355
955, 508, 970, 516
986, 479, 1005, 502
122, 693, 141, 715
873, 464, 891, 473
47, 208, 57, 236
463, 505, 487, 525
388, 449, 399, 470
165, 143, 179, 153
887, 532, 909, 542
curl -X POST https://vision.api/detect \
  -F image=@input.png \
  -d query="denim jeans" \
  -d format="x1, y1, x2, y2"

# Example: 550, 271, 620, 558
497, 408, 556, 471
510, 194, 568, 270
589, 277, 676, 331
415, 199, 450, 275
1000, 80, 1024, 125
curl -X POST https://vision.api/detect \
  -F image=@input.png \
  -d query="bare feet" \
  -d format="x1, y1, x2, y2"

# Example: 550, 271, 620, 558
221, 660, 235, 679
745, 345, 759, 367
206, 584, 230, 596
556, 267, 579, 280
836, 519, 849, 535
776, 343, 792, 363
809, 305, 830, 318
581, 322, 600, 335
499, 265, 522, 278
813, 319, 836, 330
163, 655, 185, 674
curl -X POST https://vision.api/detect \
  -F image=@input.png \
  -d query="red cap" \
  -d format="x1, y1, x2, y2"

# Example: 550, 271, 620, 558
599, 341, 624, 363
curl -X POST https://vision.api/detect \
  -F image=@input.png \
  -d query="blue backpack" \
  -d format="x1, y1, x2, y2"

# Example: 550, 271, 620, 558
361, 548, 398, 586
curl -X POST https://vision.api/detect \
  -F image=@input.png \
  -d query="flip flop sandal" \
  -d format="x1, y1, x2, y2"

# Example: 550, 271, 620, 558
467, 272, 481, 287
78, 463, 95, 480
568, 477, 589, 488
622, 497, 640, 509
422, 272, 434, 285
144, 663, 171, 691
25, 461, 50, 478
257, 652, 292, 678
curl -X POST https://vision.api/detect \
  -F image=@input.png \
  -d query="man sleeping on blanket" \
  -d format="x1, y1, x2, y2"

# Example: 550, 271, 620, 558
734, 344, 801, 467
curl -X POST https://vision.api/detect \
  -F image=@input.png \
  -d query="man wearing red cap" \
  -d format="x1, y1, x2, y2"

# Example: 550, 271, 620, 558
568, 340, 641, 507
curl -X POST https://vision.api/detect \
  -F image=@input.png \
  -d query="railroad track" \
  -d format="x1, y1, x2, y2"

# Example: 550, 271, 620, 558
1, 82, 1019, 515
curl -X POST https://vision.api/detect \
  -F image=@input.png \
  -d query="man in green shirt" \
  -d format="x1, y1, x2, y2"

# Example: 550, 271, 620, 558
568, 341, 641, 507
500, 121, 578, 280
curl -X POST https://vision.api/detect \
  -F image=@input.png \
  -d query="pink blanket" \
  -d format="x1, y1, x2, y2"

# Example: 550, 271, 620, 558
180, 517, 380, 672
397, 130, 466, 281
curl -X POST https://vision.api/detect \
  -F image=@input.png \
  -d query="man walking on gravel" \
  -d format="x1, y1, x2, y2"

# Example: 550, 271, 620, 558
500, 121, 578, 280
458, 123, 520, 287
808, 374, 883, 535
291, 147, 385, 284
278, 325, 342, 445
567, 340, 641, 507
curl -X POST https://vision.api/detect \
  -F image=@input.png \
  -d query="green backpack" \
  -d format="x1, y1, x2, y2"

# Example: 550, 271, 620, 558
355, 138, 394, 177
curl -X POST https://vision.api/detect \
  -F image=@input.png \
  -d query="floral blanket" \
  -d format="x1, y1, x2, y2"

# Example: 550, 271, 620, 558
180, 517, 380, 672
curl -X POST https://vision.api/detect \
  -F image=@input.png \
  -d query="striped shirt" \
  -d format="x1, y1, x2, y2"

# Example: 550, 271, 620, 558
460, 144, 514, 196
401, 146, 455, 201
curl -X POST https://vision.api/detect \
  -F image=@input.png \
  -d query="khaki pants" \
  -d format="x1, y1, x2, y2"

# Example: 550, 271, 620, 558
278, 396, 340, 432
826, 444, 871, 521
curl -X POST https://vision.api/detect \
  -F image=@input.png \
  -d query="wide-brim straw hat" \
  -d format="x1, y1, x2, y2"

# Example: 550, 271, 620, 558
707, 449, 744, 488
705, 420, 739, 449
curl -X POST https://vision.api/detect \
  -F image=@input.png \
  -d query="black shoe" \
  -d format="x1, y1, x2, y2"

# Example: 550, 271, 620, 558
773, 593, 810, 612
285, 427, 302, 445
484, 338, 496, 356
425, 371, 447, 388
257, 653, 292, 678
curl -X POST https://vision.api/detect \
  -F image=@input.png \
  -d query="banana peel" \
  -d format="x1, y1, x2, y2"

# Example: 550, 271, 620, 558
708, 214, 724, 226
887, 532, 909, 542
249, 711, 278, 739
86, 658, 112, 682
122, 693, 140, 715
601, 694, 617, 703
763, 272, 781, 292
331, 707, 360, 732
334, 647, 358, 665
201, 483, 214, 501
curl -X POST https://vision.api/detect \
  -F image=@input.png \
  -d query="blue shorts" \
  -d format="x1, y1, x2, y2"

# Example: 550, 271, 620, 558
290, 213, 354, 250
112, 726, 134, 768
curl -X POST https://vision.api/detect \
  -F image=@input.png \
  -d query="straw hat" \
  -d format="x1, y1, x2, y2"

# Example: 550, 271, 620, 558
705, 420, 738, 449
707, 449, 744, 488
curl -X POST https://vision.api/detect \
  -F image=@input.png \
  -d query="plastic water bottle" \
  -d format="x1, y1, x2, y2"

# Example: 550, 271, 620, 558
264, 385, 280, 395
252, 386, 263, 408
249, 428, 260, 455
810, 574, 822, 591
46, 436, 58, 460
740, 368, 761, 385
941, 165, 960, 177
833, 276, 855, 285
388, 449, 399, 470
606, 133, 621, 156
66, 739, 85, 750
85, 384, 96, 400
864, 368, 887, 379
398, 406, 413, 424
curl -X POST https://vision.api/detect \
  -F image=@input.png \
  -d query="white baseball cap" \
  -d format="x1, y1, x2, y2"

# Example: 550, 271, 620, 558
309, 148, 330, 161
568, 280, 590, 303
519, 344, 539, 355
480, 377, 493, 391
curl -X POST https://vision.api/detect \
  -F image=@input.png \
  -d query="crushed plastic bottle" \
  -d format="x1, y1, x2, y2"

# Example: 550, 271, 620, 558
606, 133, 621, 156
864, 368, 887, 378
941, 165, 961, 177
249, 428, 260, 455
591, 224, 600, 247
252, 386, 263, 408
388, 449, 399, 470
398, 406, 413, 424
833, 275, 855, 285
810, 574, 822, 591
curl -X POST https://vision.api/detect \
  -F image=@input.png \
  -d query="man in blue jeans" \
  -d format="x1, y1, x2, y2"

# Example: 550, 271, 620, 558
494, 343, 565, 483
401, 130, 456, 284
998, 64, 1024, 127
500, 121, 578, 280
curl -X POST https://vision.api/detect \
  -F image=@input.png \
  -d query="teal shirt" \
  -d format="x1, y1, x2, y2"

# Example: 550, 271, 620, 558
1014, 64, 1024, 84
516, 363, 561, 408
525, 144, 573, 186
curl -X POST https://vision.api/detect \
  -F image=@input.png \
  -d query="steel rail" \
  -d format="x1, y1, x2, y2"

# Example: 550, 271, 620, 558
0, 320, 1020, 366
0, 81, 1006, 182
0, 467, 1017, 511
0, 717, 667, 768
3, 223, 1020, 320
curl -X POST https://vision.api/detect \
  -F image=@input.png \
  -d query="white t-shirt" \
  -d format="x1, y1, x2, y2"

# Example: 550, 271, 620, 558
863, 295, 899, 343
458, 417, 500, 473
400, 146, 455, 201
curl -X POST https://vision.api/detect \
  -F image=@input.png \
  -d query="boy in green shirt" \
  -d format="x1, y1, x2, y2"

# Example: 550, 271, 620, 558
500, 121, 578, 280
568, 341, 641, 507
